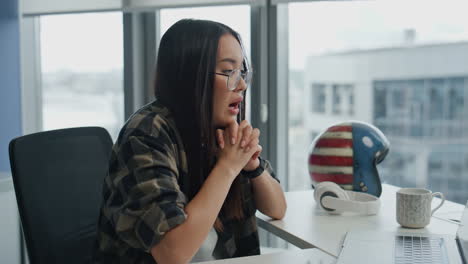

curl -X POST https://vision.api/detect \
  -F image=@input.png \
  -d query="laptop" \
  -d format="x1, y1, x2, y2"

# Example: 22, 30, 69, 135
337, 202, 468, 264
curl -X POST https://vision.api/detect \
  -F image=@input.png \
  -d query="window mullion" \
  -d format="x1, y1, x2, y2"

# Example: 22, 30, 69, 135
123, 12, 157, 119
268, 3, 289, 190
20, 16, 43, 134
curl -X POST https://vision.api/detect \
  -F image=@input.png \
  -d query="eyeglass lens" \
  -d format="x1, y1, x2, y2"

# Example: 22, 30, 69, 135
228, 70, 252, 91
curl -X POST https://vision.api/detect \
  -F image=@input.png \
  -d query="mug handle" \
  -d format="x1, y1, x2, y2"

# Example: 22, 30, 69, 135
431, 192, 445, 216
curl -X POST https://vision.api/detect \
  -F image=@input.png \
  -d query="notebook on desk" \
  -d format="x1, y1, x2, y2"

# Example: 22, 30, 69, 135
337, 202, 468, 264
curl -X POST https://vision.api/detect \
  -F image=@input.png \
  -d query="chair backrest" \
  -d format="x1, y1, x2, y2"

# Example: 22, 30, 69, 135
8, 127, 113, 264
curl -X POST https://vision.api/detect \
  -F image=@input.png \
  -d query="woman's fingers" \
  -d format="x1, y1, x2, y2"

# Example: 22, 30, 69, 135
236, 122, 244, 148
216, 129, 225, 149
238, 120, 258, 149
219, 120, 263, 169
237, 120, 249, 146
228, 120, 239, 145
246, 138, 259, 152
241, 126, 252, 148
251, 145, 262, 160
245, 128, 260, 153
226, 120, 261, 150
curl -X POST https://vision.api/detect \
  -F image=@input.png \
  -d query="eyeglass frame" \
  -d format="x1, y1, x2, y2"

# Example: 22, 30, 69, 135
212, 69, 253, 91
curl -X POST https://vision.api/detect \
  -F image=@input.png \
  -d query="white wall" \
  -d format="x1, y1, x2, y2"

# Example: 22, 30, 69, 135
0, 176, 21, 264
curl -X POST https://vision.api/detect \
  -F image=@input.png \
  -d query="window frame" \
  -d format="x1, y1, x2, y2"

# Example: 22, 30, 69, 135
20, 0, 291, 187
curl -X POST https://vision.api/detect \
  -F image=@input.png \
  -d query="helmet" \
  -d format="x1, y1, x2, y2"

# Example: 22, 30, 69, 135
308, 121, 389, 197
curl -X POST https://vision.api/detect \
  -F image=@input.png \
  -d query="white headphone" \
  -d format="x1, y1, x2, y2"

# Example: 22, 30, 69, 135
314, 181, 380, 215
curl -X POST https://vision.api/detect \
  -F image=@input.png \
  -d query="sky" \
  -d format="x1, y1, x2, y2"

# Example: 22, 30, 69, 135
289, 0, 468, 70
39, 0, 468, 73
40, 12, 124, 73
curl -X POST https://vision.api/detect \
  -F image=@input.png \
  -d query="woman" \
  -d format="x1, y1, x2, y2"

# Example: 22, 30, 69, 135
95, 19, 286, 264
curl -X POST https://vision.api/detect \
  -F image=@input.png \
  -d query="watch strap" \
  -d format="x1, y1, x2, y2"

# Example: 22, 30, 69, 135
241, 157, 265, 179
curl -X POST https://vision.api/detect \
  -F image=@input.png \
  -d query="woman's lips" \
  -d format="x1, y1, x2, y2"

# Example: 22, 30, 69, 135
227, 96, 242, 115
228, 103, 240, 115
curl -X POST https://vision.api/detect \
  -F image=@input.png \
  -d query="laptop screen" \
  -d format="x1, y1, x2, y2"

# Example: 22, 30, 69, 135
456, 202, 468, 262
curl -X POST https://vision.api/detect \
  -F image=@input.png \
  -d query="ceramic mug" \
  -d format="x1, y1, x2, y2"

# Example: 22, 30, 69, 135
396, 188, 445, 228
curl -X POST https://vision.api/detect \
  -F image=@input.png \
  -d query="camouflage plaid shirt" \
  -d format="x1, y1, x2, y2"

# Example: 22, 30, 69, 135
94, 101, 278, 263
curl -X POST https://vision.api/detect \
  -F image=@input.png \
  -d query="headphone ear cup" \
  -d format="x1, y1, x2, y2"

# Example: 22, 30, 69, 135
315, 182, 349, 199
314, 181, 350, 212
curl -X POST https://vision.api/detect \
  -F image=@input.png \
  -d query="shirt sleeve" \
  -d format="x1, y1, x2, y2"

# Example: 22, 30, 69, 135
261, 157, 280, 183
109, 126, 187, 252
245, 157, 281, 183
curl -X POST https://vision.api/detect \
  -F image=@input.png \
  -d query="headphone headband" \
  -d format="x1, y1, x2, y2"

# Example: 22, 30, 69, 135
314, 182, 380, 215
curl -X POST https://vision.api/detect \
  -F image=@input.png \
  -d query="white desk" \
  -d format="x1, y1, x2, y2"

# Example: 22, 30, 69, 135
194, 248, 335, 264
432, 195, 466, 224
257, 184, 464, 257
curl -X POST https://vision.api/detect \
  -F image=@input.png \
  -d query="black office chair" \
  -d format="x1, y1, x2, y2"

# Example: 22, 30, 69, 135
8, 127, 113, 264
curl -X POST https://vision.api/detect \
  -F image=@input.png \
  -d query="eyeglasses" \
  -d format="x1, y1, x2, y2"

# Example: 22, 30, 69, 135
213, 69, 253, 91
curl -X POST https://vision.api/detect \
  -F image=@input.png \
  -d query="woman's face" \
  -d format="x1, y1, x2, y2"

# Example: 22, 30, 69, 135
212, 34, 247, 128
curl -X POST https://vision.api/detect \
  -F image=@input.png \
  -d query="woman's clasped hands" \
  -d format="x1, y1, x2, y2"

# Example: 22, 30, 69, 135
216, 120, 262, 176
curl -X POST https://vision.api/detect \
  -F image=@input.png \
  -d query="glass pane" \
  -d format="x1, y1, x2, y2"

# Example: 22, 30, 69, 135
288, 0, 468, 204
311, 83, 326, 113
40, 12, 124, 140
160, 5, 251, 120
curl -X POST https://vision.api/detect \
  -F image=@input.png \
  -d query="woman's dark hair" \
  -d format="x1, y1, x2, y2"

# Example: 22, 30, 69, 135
154, 19, 248, 222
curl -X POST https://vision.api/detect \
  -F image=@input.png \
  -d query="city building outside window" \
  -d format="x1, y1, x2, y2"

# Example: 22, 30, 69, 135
288, 0, 468, 203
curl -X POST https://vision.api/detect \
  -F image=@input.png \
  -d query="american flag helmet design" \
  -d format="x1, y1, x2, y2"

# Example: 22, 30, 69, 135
308, 121, 390, 197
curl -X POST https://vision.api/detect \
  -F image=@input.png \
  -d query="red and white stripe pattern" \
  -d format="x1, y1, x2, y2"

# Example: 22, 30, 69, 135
309, 123, 354, 190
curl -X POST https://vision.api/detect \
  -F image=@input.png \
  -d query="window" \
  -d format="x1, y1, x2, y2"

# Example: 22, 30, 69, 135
310, 131, 319, 143
290, 71, 305, 126
409, 80, 425, 121
311, 83, 326, 113
374, 84, 387, 120
374, 77, 467, 138
347, 85, 354, 115
391, 83, 405, 109
332, 85, 341, 114
40, 12, 124, 140
429, 79, 445, 120
287, 0, 468, 204
330, 84, 354, 115
429, 149, 467, 200
160, 6, 250, 52
448, 78, 464, 120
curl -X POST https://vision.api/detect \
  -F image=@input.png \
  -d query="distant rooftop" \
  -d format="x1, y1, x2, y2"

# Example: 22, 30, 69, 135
315, 40, 468, 57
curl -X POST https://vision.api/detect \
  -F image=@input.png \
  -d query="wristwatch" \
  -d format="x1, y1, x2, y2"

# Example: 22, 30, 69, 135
241, 157, 266, 179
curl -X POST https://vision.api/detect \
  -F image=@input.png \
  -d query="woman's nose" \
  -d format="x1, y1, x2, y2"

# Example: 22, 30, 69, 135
234, 77, 247, 92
